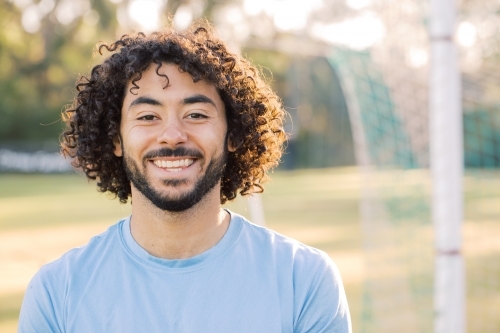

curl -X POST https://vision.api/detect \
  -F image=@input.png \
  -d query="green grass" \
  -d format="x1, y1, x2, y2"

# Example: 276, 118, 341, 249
1, 167, 499, 332
0, 168, 363, 332
0, 174, 132, 230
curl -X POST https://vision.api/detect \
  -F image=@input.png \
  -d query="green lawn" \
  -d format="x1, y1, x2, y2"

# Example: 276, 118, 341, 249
1, 168, 499, 332
0, 168, 363, 332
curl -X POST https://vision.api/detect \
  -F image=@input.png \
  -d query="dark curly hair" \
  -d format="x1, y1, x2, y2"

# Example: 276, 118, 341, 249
61, 22, 286, 204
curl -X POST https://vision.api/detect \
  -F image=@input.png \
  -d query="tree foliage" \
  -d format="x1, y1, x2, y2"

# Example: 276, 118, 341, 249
0, 0, 119, 143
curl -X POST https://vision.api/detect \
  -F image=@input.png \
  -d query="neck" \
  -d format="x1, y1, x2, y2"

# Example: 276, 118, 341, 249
129, 185, 230, 259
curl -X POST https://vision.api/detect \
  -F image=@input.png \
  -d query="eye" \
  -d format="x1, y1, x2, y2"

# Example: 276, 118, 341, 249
186, 113, 208, 119
137, 115, 157, 121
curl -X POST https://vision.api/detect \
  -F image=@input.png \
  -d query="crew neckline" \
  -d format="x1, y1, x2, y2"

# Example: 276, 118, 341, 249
119, 209, 242, 272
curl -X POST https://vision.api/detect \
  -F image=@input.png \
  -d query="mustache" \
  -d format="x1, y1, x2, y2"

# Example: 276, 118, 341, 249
144, 147, 203, 160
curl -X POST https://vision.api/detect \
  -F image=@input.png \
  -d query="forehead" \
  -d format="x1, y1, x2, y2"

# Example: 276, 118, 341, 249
124, 63, 219, 98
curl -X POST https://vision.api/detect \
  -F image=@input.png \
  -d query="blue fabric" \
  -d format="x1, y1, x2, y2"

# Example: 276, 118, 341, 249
19, 211, 351, 333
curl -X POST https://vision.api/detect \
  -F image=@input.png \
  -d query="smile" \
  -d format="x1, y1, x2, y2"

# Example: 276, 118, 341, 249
152, 158, 195, 172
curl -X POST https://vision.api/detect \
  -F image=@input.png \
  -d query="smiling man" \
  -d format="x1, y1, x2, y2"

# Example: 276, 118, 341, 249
18, 23, 351, 333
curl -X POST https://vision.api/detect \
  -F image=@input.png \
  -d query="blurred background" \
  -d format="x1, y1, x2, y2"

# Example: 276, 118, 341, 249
0, 0, 499, 332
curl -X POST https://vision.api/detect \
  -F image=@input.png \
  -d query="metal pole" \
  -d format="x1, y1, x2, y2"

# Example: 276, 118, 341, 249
429, 0, 465, 332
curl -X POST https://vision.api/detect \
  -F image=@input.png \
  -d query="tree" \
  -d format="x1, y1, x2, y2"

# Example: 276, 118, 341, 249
0, 0, 119, 145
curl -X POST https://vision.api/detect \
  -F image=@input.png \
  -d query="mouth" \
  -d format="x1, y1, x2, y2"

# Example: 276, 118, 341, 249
151, 158, 195, 173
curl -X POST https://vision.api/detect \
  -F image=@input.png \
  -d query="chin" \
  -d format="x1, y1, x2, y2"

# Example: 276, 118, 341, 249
124, 146, 227, 213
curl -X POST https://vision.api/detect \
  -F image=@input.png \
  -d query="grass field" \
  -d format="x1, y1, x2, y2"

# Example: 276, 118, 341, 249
1, 167, 499, 332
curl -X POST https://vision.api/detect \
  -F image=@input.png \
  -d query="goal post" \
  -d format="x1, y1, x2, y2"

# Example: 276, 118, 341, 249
429, 0, 466, 332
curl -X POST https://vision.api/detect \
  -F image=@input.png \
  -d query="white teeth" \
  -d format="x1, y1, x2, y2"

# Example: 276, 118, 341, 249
153, 159, 194, 169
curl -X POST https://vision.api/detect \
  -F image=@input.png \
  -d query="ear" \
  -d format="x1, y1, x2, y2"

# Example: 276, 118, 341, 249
227, 135, 236, 153
228, 141, 236, 153
113, 135, 123, 157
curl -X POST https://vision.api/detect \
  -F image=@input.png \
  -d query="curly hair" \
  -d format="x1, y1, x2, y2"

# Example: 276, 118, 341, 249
61, 22, 286, 204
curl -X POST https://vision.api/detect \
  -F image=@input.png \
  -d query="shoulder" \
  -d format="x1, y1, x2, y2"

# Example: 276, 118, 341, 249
233, 211, 333, 269
231, 212, 343, 294
49, 220, 122, 270
230, 211, 352, 332
29, 219, 125, 291
19, 219, 126, 332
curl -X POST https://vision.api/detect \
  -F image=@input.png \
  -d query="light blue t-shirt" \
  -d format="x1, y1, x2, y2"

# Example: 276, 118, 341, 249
19, 211, 351, 333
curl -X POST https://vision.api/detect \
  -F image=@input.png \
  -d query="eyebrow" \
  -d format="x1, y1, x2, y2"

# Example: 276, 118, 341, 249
128, 94, 216, 110
129, 96, 162, 110
182, 94, 216, 107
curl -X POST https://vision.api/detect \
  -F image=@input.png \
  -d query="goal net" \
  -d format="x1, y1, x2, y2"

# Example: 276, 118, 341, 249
326, 0, 500, 332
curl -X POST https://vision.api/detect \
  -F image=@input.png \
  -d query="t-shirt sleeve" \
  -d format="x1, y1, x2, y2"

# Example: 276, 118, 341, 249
293, 251, 352, 333
18, 266, 65, 333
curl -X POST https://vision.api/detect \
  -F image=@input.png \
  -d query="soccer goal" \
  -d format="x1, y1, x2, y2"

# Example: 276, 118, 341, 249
325, 0, 500, 332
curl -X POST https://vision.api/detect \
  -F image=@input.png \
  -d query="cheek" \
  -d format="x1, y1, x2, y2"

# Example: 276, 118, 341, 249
211, 126, 229, 152
121, 128, 151, 157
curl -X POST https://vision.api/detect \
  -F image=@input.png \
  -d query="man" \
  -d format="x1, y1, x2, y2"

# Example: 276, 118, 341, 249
19, 23, 351, 332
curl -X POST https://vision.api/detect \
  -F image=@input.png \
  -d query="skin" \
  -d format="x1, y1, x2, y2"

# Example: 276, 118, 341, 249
114, 63, 235, 260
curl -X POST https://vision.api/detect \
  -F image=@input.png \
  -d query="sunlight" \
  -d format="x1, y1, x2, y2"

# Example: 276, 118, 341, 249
407, 47, 429, 68
38, 0, 55, 15
18, 0, 55, 33
243, 0, 323, 32
21, 5, 40, 33
273, 0, 308, 31
456, 21, 477, 48
310, 12, 385, 50
243, 0, 266, 16
127, 0, 164, 32
173, 5, 193, 31
55, 0, 87, 26
346, 0, 373, 10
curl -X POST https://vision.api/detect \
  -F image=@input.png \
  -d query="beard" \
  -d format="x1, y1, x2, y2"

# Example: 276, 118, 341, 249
123, 146, 227, 212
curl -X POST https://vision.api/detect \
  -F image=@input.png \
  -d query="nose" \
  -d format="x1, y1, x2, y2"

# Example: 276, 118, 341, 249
156, 119, 188, 147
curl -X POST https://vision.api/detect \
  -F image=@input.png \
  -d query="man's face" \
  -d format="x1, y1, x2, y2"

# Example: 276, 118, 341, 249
115, 63, 229, 211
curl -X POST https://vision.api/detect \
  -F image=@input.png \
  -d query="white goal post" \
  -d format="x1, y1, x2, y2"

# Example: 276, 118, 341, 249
430, 0, 465, 332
